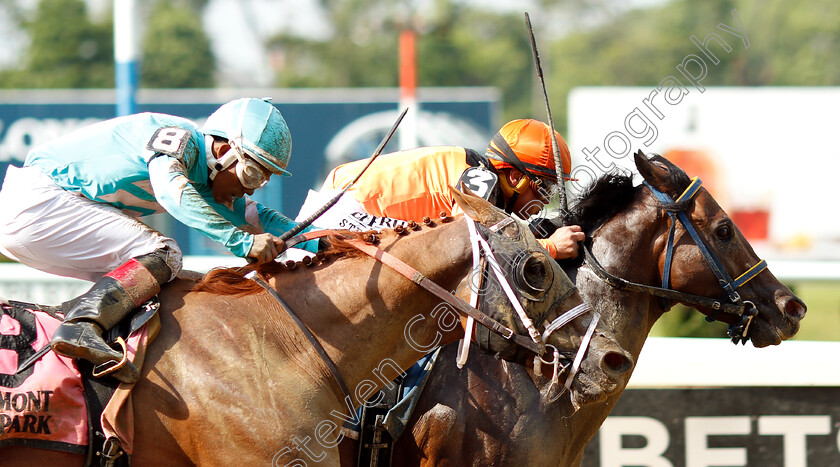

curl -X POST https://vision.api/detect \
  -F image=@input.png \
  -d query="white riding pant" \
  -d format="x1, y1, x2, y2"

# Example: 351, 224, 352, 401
0, 166, 182, 282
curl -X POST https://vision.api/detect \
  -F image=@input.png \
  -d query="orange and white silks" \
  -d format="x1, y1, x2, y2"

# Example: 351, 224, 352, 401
322, 146, 557, 255
323, 146, 471, 222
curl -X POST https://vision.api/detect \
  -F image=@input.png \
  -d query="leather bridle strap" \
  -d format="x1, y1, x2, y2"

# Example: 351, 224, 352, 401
645, 178, 767, 304
343, 238, 544, 355
581, 178, 768, 318
246, 271, 354, 405
285, 229, 335, 249
582, 245, 747, 315
466, 218, 544, 349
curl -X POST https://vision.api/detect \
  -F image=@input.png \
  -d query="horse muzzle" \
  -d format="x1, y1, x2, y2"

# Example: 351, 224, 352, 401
565, 332, 633, 409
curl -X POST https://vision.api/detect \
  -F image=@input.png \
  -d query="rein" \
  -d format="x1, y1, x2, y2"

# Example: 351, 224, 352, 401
583, 177, 767, 343
246, 220, 542, 407
267, 216, 597, 405
342, 236, 543, 355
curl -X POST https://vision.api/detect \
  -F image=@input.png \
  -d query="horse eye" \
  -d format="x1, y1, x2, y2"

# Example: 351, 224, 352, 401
524, 257, 546, 278
715, 224, 732, 240
513, 253, 553, 300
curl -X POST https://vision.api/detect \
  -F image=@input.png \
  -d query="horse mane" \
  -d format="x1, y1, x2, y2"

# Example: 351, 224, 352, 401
193, 230, 389, 296
559, 154, 690, 270
567, 154, 691, 234
566, 172, 638, 236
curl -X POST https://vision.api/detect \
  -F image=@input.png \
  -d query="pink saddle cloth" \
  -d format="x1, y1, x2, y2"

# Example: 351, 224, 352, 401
0, 305, 86, 452
0, 303, 154, 455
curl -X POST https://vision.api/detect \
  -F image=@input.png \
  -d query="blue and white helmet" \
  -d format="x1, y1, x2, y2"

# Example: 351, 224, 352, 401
201, 97, 292, 177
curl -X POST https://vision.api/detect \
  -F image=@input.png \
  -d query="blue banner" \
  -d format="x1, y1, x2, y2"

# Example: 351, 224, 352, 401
0, 89, 497, 255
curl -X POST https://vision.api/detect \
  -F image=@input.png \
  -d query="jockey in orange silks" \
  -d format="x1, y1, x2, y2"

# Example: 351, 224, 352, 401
306, 118, 584, 260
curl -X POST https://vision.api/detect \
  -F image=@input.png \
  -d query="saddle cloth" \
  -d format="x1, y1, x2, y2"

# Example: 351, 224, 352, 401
0, 301, 157, 459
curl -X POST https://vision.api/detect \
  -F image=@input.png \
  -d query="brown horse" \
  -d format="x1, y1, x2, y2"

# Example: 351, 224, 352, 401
1, 190, 632, 466
388, 152, 806, 466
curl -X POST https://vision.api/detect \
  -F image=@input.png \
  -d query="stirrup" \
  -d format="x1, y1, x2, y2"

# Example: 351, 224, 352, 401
91, 337, 130, 378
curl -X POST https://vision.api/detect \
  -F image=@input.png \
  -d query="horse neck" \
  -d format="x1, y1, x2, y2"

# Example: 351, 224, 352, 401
576, 195, 667, 358
273, 217, 474, 407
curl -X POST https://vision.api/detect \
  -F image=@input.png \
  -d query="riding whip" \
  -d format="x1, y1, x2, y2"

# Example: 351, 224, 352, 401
279, 107, 408, 242
525, 12, 569, 221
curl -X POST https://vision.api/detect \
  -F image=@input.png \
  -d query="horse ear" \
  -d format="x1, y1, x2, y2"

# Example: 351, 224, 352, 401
634, 150, 671, 192
451, 183, 498, 224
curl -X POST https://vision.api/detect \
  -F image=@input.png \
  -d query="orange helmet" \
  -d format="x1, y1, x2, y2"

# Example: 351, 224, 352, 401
485, 119, 572, 181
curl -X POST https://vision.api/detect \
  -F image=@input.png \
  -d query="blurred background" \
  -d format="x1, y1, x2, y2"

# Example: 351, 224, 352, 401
0, 0, 837, 338
2, 1, 840, 463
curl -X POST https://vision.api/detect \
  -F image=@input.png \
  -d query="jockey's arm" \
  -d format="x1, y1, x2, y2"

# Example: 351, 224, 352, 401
244, 200, 320, 253
147, 155, 258, 257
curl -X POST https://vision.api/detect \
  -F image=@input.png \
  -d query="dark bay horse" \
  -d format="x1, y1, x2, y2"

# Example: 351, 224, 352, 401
1, 190, 632, 466
388, 152, 806, 466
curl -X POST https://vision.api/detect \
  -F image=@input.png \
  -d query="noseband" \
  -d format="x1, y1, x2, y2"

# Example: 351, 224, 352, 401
583, 177, 767, 344
459, 216, 598, 403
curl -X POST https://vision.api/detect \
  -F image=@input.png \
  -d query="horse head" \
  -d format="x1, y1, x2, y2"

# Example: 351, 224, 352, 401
632, 151, 806, 347
578, 151, 805, 350
452, 187, 633, 408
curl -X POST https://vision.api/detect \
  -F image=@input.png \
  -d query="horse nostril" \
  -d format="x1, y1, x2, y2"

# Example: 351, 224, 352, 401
785, 298, 807, 320
603, 351, 633, 375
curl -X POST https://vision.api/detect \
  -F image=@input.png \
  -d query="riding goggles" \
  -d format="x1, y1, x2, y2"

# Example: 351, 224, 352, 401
236, 154, 271, 190
227, 139, 272, 190
532, 176, 558, 204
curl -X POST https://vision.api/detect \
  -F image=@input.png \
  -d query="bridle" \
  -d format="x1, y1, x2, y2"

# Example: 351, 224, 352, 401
582, 177, 767, 344
255, 213, 597, 405
457, 215, 598, 403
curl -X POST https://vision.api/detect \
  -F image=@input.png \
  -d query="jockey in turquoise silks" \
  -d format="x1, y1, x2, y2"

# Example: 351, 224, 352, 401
0, 98, 316, 383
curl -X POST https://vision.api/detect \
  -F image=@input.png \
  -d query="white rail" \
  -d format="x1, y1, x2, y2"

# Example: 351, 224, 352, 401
0, 256, 247, 305
628, 337, 840, 387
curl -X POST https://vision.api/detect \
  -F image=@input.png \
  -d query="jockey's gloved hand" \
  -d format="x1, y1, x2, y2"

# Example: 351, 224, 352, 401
248, 233, 286, 264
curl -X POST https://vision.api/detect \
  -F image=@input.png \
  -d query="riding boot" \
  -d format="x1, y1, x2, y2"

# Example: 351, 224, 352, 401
50, 251, 172, 383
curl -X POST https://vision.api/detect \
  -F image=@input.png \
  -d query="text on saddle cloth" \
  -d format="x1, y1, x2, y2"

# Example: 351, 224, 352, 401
0, 303, 87, 449
296, 189, 409, 231
0, 301, 154, 455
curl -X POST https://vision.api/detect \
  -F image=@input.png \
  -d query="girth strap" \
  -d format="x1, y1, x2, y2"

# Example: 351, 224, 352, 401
344, 238, 543, 355
246, 272, 354, 405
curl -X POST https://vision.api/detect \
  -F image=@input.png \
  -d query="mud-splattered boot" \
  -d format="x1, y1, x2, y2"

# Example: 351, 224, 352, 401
50, 251, 172, 383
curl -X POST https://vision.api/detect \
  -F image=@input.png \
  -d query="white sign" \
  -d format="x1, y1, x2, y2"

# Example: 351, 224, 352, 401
567, 87, 840, 249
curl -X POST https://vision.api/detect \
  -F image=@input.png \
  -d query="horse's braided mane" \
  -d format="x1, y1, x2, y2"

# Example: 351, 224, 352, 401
193, 230, 392, 296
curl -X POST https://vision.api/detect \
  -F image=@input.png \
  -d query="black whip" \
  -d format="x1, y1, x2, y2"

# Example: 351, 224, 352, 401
279, 107, 408, 241
525, 12, 569, 220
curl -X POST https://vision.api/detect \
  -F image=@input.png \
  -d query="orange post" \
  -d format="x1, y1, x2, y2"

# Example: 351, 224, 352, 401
398, 27, 418, 149
399, 28, 417, 100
